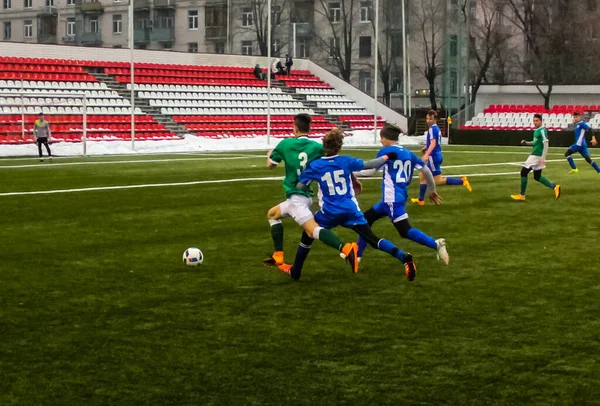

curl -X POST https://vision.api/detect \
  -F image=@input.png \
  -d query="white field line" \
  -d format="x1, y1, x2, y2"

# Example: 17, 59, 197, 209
0, 155, 265, 169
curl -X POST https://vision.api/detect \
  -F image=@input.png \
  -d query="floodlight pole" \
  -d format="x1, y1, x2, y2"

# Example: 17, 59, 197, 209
373, 0, 379, 142
129, 0, 135, 150
402, 0, 407, 116
267, 0, 272, 144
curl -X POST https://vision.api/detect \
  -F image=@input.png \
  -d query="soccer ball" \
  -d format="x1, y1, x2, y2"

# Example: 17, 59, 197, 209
183, 247, 203, 266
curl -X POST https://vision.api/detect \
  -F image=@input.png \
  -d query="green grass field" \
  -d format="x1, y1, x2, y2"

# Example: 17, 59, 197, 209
1, 145, 599, 405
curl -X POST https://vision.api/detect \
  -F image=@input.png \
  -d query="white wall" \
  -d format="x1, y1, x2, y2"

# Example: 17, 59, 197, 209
1, 42, 407, 129
475, 85, 600, 113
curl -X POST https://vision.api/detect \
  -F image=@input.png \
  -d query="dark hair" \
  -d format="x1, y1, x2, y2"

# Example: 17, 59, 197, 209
427, 109, 438, 119
533, 114, 543, 121
573, 111, 581, 116
38, 112, 44, 115
294, 113, 312, 133
322, 128, 344, 156
380, 123, 402, 141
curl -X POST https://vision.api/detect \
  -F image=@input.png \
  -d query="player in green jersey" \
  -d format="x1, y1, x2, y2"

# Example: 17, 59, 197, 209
263, 114, 359, 274
511, 114, 561, 201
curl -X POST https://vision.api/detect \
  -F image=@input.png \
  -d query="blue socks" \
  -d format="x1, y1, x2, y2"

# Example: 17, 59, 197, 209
407, 228, 437, 250
290, 232, 314, 280
446, 177, 464, 185
567, 156, 577, 169
418, 184, 427, 201
377, 239, 406, 262
357, 236, 368, 258
592, 161, 600, 173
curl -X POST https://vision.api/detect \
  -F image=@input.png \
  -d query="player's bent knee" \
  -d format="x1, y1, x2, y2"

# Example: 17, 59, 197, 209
302, 219, 318, 236
267, 206, 281, 220
520, 167, 531, 177
533, 170, 542, 181
585, 156, 592, 164
394, 219, 411, 238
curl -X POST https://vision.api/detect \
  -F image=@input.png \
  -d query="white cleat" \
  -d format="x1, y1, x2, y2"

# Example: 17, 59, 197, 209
339, 252, 361, 263
436, 238, 449, 265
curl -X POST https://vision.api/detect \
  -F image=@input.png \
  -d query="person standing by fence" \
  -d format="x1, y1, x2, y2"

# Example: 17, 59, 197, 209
33, 112, 52, 162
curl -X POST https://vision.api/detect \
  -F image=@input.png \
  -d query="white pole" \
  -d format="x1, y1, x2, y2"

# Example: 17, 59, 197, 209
129, 0, 135, 150
373, 0, 379, 141
402, 0, 407, 115
83, 94, 87, 157
293, 23, 297, 58
407, 34, 412, 117
267, 0, 272, 144
227, 0, 231, 53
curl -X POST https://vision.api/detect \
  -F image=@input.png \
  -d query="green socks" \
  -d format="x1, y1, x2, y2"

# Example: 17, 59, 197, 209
269, 221, 284, 252
317, 228, 344, 251
538, 176, 555, 189
520, 176, 528, 195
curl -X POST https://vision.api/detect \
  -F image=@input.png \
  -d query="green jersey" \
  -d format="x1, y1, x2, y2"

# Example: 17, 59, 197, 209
531, 127, 548, 156
269, 136, 324, 198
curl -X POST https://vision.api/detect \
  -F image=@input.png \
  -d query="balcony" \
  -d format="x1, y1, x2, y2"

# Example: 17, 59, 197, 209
205, 26, 227, 40
150, 27, 175, 42
37, 6, 57, 16
38, 33, 57, 44
78, 31, 102, 46
78, 0, 104, 15
154, 0, 176, 8
134, 28, 151, 43
293, 22, 313, 37
134, 0, 151, 9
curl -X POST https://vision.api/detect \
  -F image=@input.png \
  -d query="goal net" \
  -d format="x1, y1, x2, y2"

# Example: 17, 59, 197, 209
0, 91, 89, 155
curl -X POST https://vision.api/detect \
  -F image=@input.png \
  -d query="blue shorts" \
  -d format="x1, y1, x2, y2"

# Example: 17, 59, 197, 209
373, 200, 409, 223
315, 210, 367, 230
426, 155, 443, 176
567, 144, 589, 158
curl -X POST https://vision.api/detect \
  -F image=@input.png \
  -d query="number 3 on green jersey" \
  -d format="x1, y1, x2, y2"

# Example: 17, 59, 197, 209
268, 137, 324, 198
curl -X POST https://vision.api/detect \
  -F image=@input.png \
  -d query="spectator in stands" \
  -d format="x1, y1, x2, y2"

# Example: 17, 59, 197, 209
285, 54, 293, 75
253, 64, 265, 80
33, 112, 52, 162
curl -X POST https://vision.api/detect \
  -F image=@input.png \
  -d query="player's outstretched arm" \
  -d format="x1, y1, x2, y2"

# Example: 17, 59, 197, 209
362, 156, 390, 170
522, 139, 534, 146
419, 165, 442, 205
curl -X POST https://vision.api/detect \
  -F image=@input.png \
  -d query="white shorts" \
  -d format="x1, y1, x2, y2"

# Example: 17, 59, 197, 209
279, 195, 314, 226
523, 155, 545, 170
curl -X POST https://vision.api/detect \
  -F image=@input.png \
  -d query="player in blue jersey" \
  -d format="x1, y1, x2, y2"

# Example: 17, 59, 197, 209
565, 112, 600, 174
411, 110, 472, 205
280, 128, 417, 281
354, 123, 449, 264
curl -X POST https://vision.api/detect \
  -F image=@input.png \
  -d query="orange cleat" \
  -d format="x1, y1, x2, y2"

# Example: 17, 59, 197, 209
411, 198, 425, 206
404, 254, 417, 281
262, 251, 284, 267
342, 242, 359, 274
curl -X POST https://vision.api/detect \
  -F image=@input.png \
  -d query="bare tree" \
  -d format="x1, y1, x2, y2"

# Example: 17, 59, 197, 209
313, 0, 361, 82
411, 0, 445, 109
241, 0, 290, 56
463, 0, 514, 103
370, 0, 402, 106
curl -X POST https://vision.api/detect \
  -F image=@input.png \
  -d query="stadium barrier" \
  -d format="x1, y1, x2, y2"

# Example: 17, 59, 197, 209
449, 129, 596, 147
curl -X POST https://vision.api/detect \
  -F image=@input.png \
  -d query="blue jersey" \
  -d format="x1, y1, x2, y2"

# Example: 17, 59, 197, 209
426, 124, 443, 158
574, 121, 590, 146
299, 155, 364, 216
377, 145, 424, 203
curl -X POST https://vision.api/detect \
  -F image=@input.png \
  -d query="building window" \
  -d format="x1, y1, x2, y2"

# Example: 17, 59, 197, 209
450, 34, 458, 57
113, 14, 122, 34
391, 33, 403, 58
90, 18, 98, 33
272, 5, 282, 25
298, 39, 307, 58
24, 0, 32, 8
241, 40, 253, 55
329, 2, 341, 23
67, 0, 75, 5
360, 2, 371, 22
3, 0, 11, 9
242, 8, 253, 27
329, 37, 339, 58
3, 21, 11, 40
188, 42, 198, 53
359, 36, 371, 58
215, 42, 225, 54
272, 39, 280, 57
450, 70, 457, 93
67, 18, 76, 36
45, 0, 53, 6
24, 19, 33, 38
391, 71, 402, 92
188, 10, 198, 30
359, 70, 372, 93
